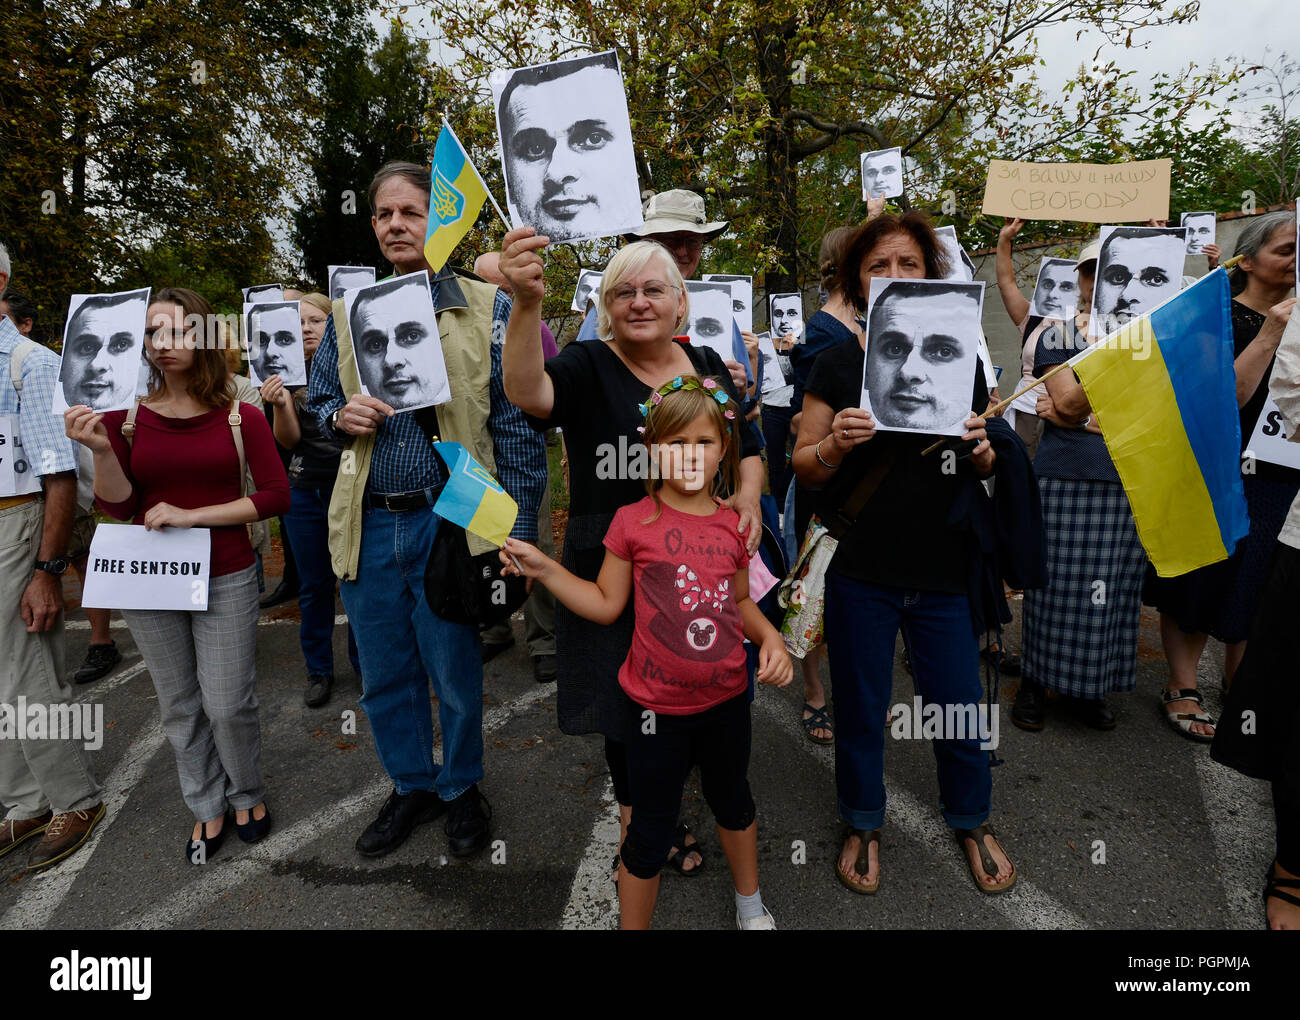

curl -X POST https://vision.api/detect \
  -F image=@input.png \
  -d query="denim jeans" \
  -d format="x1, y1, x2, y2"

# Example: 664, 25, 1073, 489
823, 570, 991, 831
284, 484, 360, 678
340, 505, 483, 802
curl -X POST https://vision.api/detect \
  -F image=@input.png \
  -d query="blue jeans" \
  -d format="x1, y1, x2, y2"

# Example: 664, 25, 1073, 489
284, 484, 360, 678
340, 505, 483, 802
823, 571, 991, 831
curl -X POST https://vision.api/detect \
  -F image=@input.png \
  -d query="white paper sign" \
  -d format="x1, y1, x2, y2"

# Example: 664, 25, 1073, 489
1246, 397, 1300, 472
755, 332, 786, 396
571, 270, 603, 312
328, 266, 377, 302
243, 301, 306, 387
934, 226, 975, 282
1180, 211, 1216, 254
54, 288, 151, 414
242, 284, 283, 305
860, 147, 903, 199
81, 524, 212, 611
0, 415, 44, 497
684, 281, 736, 363
703, 274, 754, 334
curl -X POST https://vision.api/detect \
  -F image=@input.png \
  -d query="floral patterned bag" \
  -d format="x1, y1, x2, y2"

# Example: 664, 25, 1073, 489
777, 518, 838, 659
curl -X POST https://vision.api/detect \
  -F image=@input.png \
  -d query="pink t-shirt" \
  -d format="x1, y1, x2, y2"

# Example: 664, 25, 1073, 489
603, 496, 748, 715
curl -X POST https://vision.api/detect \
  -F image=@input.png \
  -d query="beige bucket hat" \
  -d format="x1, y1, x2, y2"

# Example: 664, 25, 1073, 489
626, 189, 729, 242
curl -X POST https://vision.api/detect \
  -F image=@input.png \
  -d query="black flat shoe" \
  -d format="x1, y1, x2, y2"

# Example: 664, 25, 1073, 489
74, 641, 122, 685
533, 654, 557, 684
445, 784, 492, 858
1067, 696, 1116, 730
236, 804, 272, 844
186, 811, 231, 865
259, 580, 297, 609
356, 787, 447, 857
1011, 679, 1045, 731
304, 674, 333, 708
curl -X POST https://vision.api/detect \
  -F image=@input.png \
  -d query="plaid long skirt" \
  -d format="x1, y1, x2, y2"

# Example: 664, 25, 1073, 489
1022, 477, 1147, 698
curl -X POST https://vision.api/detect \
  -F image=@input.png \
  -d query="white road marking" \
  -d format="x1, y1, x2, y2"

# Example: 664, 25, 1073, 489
74, 658, 145, 702
0, 721, 166, 930
64, 614, 347, 630
753, 686, 1090, 930
119, 683, 553, 930
559, 779, 620, 930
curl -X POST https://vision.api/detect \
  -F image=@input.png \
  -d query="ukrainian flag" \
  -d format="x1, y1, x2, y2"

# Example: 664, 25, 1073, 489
423, 120, 489, 273
432, 441, 518, 546
1072, 269, 1249, 577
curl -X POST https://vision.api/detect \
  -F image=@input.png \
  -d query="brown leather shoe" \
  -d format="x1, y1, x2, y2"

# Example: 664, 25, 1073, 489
0, 812, 53, 860
25, 804, 105, 870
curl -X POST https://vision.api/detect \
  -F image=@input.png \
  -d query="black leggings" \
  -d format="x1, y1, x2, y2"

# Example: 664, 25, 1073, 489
619, 691, 756, 880
1276, 778, 1300, 877
604, 737, 631, 808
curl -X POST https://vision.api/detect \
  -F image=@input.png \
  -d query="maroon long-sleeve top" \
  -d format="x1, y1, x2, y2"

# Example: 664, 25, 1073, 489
97, 402, 291, 578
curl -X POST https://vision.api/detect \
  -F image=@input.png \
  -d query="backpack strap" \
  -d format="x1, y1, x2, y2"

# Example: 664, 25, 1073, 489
9, 339, 39, 401
121, 398, 142, 445
228, 398, 247, 498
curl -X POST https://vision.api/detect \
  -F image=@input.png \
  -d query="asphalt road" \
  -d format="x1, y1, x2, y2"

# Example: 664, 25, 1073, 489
0, 581, 1274, 931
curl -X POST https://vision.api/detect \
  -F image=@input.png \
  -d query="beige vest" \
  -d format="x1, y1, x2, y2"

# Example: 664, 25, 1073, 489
327, 271, 501, 580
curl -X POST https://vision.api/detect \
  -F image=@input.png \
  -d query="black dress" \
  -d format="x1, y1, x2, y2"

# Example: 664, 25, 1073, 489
1143, 301, 1300, 642
531, 339, 760, 739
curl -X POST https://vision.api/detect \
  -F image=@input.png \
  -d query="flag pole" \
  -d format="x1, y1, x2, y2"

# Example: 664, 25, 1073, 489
920, 259, 1242, 457
443, 117, 513, 231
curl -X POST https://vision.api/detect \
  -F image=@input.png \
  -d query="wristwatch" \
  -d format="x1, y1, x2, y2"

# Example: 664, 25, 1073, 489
34, 557, 69, 577
330, 409, 343, 433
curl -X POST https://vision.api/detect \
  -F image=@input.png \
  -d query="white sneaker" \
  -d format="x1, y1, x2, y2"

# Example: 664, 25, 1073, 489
736, 905, 777, 930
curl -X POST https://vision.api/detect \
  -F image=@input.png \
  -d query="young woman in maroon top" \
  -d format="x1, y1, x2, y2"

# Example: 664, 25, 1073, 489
65, 287, 290, 862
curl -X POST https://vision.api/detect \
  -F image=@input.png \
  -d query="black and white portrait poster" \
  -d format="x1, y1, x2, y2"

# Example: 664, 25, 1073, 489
683, 281, 734, 363
755, 332, 787, 397
934, 226, 975, 282
492, 50, 643, 244
242, 284, 283, 305
328, 266, 377, 302
243, 301, 306, 387
1179, 211, 1216, 254
860, 277, 984, 437
1030, 257, 1079, 320
703, 273, 754, 334
571, 269, 603, 312
54, 288, 151, 414
860, 146, 903, 200
341, 271, 451, 413
768, 292, 804, 342
1090, 224, 1187, 338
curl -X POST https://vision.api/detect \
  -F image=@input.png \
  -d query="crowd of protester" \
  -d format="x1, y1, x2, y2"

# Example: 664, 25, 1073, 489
0, 169, 1295, 931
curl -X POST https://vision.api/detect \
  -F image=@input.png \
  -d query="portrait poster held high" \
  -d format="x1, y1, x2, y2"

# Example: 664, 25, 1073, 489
243, 301, 307, 387
1030, 257, 1080, 320
860, 146, 903, 200
328, 265, 377, 302
1088, 224, 1187, 339
340, 271, 452, 413
860, 277, 985, 438
53, 288, 151, 414
768, 292, 804, 342
1179, 211, 1216, 254
491, 50, 644, 244
571, 269, 603, 312
684, 280, 736, 362
703, 273, 754, 333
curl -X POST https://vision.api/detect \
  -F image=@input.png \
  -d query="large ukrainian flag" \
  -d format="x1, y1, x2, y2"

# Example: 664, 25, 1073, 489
1072, 268, 1249, 577
423, 120, 489, 273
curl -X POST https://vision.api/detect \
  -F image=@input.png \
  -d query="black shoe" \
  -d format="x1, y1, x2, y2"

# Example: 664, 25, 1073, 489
1067, 696, 1116, 731
236, 804, 273, 843
355, 787, 447, 857
480, 636, 515, 664
304, 674, 333, 708
445, 784, 492, 858
259, 580, 297, 609
74, 641, 122, 685
981, 644, 1021, 677
1011, 679, 1045, 731
186, 811, 231, 865
533, 654, 557, 684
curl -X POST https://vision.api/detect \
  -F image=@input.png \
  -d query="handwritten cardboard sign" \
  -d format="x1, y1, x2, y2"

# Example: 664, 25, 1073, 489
80, 524, 212, 611
981, 158, 1171, 224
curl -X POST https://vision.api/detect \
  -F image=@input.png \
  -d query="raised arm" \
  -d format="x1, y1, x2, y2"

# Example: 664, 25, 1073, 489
499, 226, 556, 418
995, 218, 1030, 327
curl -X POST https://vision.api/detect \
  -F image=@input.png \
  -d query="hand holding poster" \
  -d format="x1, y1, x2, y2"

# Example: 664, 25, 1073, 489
981, 158, 1172, 223
861, 278, 985, 437
341, 271, 451, 412
80, 524, 212, 611
860, 147, 903, 200
243, 301, 306, 387
492, 50, 643, 244
768, 292, 804, 342
54, 289, 151, 414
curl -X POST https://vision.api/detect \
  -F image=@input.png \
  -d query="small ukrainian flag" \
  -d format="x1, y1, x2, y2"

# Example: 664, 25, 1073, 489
423, 120, 490, 273
432, 441, 518, 547
1072, 269, 1249, 577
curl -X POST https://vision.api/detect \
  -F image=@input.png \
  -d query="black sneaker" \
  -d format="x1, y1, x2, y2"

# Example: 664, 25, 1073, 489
1011, 679, 1046, 731
445, 784, 492, 858
259, 580, 297, 609
355, 787, 447, 857
304, 674, 333, 708
74, 641, 122, 685
533, 654, 557, 684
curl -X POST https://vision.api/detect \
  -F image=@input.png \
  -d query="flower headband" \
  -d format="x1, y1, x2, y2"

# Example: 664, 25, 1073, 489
636, 376, 737, 435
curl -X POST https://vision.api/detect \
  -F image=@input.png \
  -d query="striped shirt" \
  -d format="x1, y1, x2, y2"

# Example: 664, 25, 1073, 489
307, 275, 546, 541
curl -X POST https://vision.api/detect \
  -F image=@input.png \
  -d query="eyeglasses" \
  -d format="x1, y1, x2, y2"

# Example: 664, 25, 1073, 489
609, 281, 680, 305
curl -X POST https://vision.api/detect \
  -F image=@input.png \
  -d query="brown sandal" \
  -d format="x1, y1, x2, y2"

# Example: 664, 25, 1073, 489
955, 823, 1016, 894
834, 828, 880, 894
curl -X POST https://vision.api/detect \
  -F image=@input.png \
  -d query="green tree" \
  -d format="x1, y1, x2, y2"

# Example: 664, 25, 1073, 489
293, 21, 442, 288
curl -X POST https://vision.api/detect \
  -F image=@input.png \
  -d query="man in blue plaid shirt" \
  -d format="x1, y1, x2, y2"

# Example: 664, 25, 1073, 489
0, 246, 104, 870
309, 165, 546, 861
